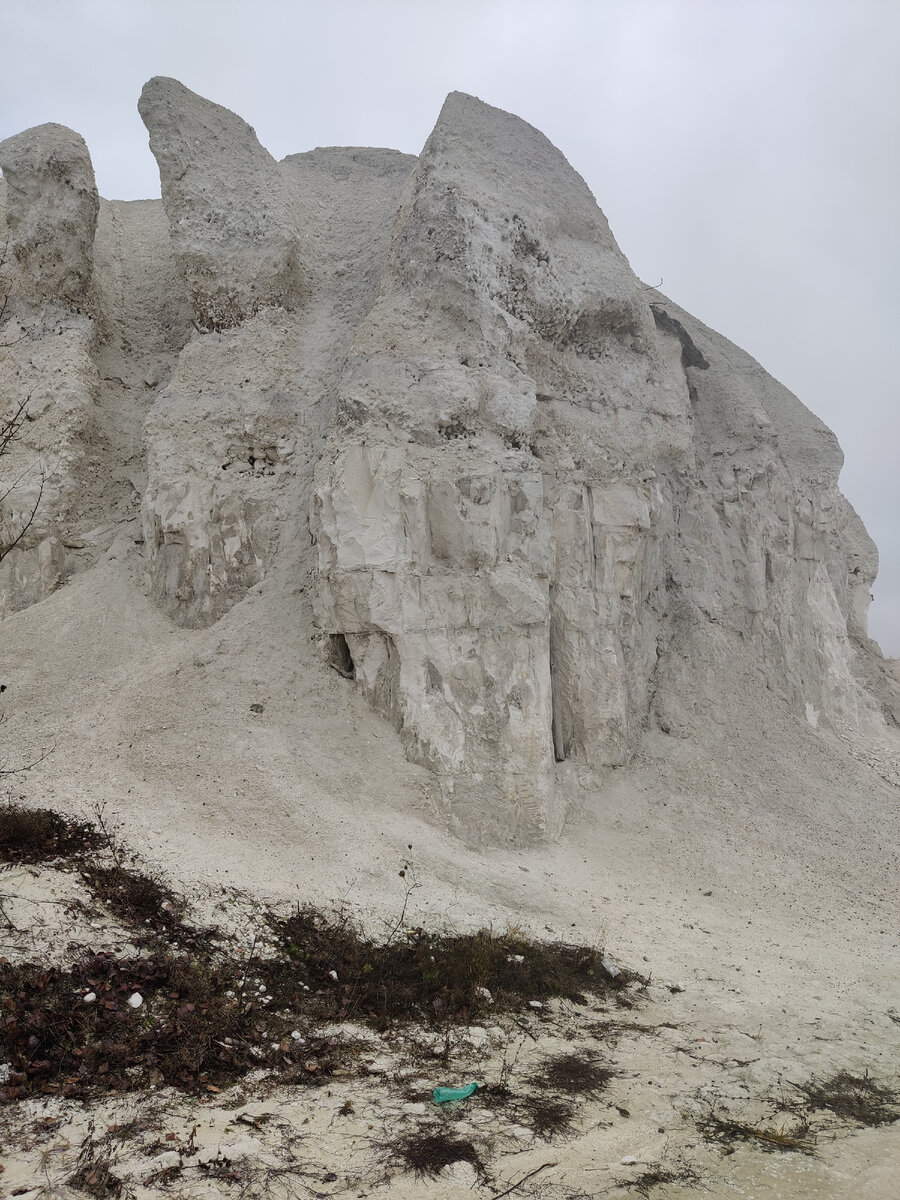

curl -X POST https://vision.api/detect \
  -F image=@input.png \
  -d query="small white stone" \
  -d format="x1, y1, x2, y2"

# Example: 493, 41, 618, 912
620, 1156, 638, 1166
506, 954, 525, 964
127, 992, 143, 1009
528, 1000, 543, 1009
149, 1150, 181, 1171
83, 992, 97, 1004
328, 970, 338, 982
290, 1030, 305, 1042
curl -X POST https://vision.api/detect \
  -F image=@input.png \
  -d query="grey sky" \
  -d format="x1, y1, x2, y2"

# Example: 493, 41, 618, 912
2, 0, 897, 652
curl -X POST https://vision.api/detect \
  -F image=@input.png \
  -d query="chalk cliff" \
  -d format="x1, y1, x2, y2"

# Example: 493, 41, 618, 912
0, 81, 894, 844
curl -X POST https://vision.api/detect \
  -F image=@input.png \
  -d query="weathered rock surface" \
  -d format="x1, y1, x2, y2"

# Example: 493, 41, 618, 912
138, 77, 303, 330
311, 91, 887, 841
140, 144, 413, 626
313, 92, 695, 841
1, 81, 895, 845
0, 123, 99, 308
0, 156, 99, 612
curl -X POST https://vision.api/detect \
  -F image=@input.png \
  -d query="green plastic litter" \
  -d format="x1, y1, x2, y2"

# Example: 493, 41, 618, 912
433, 1082, 479, 1104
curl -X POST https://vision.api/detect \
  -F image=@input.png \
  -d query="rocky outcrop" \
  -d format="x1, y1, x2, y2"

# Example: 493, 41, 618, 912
313, 92, 693, 842
1, 81, 893, 844
139, 143, 414, 626
0, 123, 99, 309
138, 77, 303, 330
647, 292, 881, 736
312, 91, 887, 842
0, 138, 99, 611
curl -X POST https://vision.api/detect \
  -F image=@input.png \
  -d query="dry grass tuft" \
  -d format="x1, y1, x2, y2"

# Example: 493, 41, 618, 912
519, 1094, 578, 1140
791, 1070, 900, 1127
385, 1127, 484, 1179
0, 803, 103, 863
67, 1123, 126, 1198
530, 1049, 614, 1098
628, 1157, 703, 1196
698, 1109, 816, 1155
266, 904, 633, 1028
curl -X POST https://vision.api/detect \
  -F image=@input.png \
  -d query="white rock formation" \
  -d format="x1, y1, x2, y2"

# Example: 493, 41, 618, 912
0, 123, 99, 309
138, 136, 414, 625
0, 130, 100, 609
138, 77, 303, 330
1, 81, 895, 844
311, 92, 887, 841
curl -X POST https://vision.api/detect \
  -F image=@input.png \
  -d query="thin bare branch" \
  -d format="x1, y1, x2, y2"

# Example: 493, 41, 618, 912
0, 396, 31, 458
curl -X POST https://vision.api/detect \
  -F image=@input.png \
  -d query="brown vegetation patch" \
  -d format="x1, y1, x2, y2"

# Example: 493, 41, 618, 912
698, 1109, 816, 1155
385, 1127, 484, 1179
518, 1094, 578, 1140
0, 803, 103, 864
529, 1049, 614, 1098
0, 806, 640, 1107
791, 1070, 900, 1127
0, 950, 346, 1101
78, 863, 193, 946
266, 905, 634, 1028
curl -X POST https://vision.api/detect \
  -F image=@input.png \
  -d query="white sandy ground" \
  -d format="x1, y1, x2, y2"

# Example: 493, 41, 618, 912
0, 559, 898, 1198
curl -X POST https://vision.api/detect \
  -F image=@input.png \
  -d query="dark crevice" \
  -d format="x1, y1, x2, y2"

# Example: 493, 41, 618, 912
549, 618, 567, 763
328, 633, 355, 680
650, 304, 709, 370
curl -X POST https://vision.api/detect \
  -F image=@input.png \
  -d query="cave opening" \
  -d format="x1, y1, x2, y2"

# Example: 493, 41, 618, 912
328, 633, 355, 680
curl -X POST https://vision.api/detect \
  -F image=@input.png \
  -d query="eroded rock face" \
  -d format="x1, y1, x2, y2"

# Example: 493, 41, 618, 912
0, 123, 99, 308
0, 142, 99, 613
313, 92, 694, 841
139, 144, 414, 626
315, 442, 558, 843
312, 91, 887, 842
138, 77, 302, 330
648, 292, 881, 737
0, 81, 893, 845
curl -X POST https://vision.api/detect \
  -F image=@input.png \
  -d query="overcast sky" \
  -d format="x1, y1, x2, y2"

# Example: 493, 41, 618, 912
2, 0, 897, 652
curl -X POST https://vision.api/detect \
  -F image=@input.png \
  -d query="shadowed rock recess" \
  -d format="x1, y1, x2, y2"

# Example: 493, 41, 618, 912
0, 80, 895, 845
